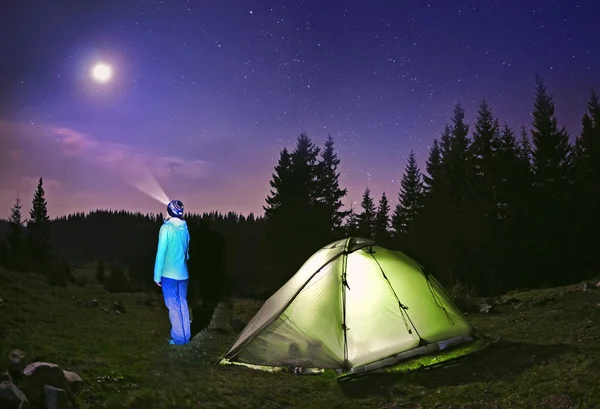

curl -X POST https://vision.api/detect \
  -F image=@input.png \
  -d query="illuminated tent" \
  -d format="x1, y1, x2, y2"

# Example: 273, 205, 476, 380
221, 237, 475, 375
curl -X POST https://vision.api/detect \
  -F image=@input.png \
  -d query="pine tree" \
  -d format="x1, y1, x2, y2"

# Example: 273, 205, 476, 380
29, 178, 49, 224
374, 192, 390, 244
447, 102, 471, 179
356, 187, 376, 238
439, 124, 452, 159
264, 148, 293, 219
7, 192, 25, 269
528, 75, 574, 285
572, 90, 600, 275
518, 126, 533, 171
343, 204, 359, 237
471, 99, 498, 180
530, 75, 572, 192
392, 150, 424, 237
315, 134, 349, 240
263, 133, 323, 289
423, 139, 441, 194
28, 178, 52, 268
9, 192, 23, 226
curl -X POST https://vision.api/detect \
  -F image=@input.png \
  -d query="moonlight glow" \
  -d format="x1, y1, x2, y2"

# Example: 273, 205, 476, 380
91, 62, 113, 83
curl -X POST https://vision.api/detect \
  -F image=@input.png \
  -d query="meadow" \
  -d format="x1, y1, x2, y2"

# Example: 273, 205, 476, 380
1, 266, 599, 408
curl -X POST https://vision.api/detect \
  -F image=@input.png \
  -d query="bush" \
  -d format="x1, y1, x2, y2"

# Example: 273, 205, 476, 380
45, 263, 72, 287
95, 261, 106, 283
104, 268, 129, 293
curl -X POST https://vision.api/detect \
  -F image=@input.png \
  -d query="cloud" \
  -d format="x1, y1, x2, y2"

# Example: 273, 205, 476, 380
21, 176, 62, 189
0, 119, 210, 206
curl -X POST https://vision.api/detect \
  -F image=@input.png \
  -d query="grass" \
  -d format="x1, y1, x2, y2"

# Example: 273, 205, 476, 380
1, 267, 599, 408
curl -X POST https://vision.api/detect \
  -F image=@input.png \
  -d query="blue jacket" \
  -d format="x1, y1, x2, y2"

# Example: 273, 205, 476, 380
153, 216, 190, 283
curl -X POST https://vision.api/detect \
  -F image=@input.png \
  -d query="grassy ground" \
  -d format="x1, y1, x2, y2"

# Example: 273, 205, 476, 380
1, 267, 599, 408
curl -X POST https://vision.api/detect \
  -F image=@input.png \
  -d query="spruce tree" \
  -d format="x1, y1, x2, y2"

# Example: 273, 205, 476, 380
518, 126, 533, 171
264, 147, 293, 219
572, 90, 600, 275
374, 192, 390, 244
471, 99, 498, 181
7, 192, 25, 269
528, 75, 573, 285
392, 150, 424, 237
427, 103, 476, 287
28, 178, 52, 268
530, 75, 572, 193
343, 205, 359, 237
315, 134, 349, 240
263, 132, 323, 289
356, 187, 376, 238
423, 139, 441, 194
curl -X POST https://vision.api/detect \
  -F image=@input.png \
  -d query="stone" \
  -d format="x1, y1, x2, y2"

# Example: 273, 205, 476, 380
44, 385, 74, 409
0, 380, 32, 409
7, 349, 26, 381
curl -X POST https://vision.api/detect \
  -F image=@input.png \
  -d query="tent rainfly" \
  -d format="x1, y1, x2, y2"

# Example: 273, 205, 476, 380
221, 237, 476, 375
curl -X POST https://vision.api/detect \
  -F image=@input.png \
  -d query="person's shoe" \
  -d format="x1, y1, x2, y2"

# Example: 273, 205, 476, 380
168, 339, 175, 345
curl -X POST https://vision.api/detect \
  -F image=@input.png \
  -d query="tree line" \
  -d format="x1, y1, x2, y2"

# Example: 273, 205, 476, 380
1, 76, 598, 299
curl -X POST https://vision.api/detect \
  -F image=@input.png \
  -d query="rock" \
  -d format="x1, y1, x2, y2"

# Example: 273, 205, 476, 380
7, 349, 26, 381
579, 281, 596, 291
0, 380, 32, 409
84, 299, 99, 308
44, 385, 74, 409
479, 302, 495, 314
229, 318, 247, 333
112, 301, 126, 314
0, 371, 10, 383
528, 296, 555, 307
596, 281, 600, 288
21, 362, 76, 408
63, 371, 83, 392
101, 307, 109, 313
23, 362, 59, 376
495, 297, 519, 306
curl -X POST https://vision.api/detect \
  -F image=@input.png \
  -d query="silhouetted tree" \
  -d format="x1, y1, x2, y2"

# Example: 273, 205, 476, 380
470, 99, 498, 215
315, 134, 349, 241
6, 192, 26, 270
392, 150, 424, 239
356, 187, 376, 239
572, 90, 600, 275
423, 139, 441, 194
28, 178, 52, 269
343, 205, 359, 237
374, 192, 390, 244
528, 75, 574, 285
263, 132, 323, 290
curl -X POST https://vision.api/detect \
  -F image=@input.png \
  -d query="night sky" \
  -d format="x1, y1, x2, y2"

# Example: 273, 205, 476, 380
1, 0, 598, 219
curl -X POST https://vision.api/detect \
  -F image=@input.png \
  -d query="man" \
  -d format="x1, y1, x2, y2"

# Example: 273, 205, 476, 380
154, 199, 191, 345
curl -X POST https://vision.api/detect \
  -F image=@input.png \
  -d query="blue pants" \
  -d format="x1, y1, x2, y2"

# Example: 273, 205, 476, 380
161, 277, 191, 345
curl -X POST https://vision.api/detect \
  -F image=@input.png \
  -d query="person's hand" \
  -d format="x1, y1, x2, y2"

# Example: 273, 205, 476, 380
155, 281, 161, 287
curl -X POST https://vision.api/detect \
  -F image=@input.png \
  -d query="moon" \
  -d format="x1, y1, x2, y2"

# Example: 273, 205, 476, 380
91, 62, 113, 83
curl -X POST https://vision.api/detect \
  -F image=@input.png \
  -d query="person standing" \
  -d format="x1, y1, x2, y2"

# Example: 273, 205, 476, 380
154, 199, 191, 345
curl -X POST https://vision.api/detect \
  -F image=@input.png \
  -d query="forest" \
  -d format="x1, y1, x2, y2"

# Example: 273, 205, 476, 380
1, 76, 599, 305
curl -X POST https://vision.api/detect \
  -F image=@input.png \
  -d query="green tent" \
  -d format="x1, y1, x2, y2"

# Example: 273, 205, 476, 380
221, 237, 475, 375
